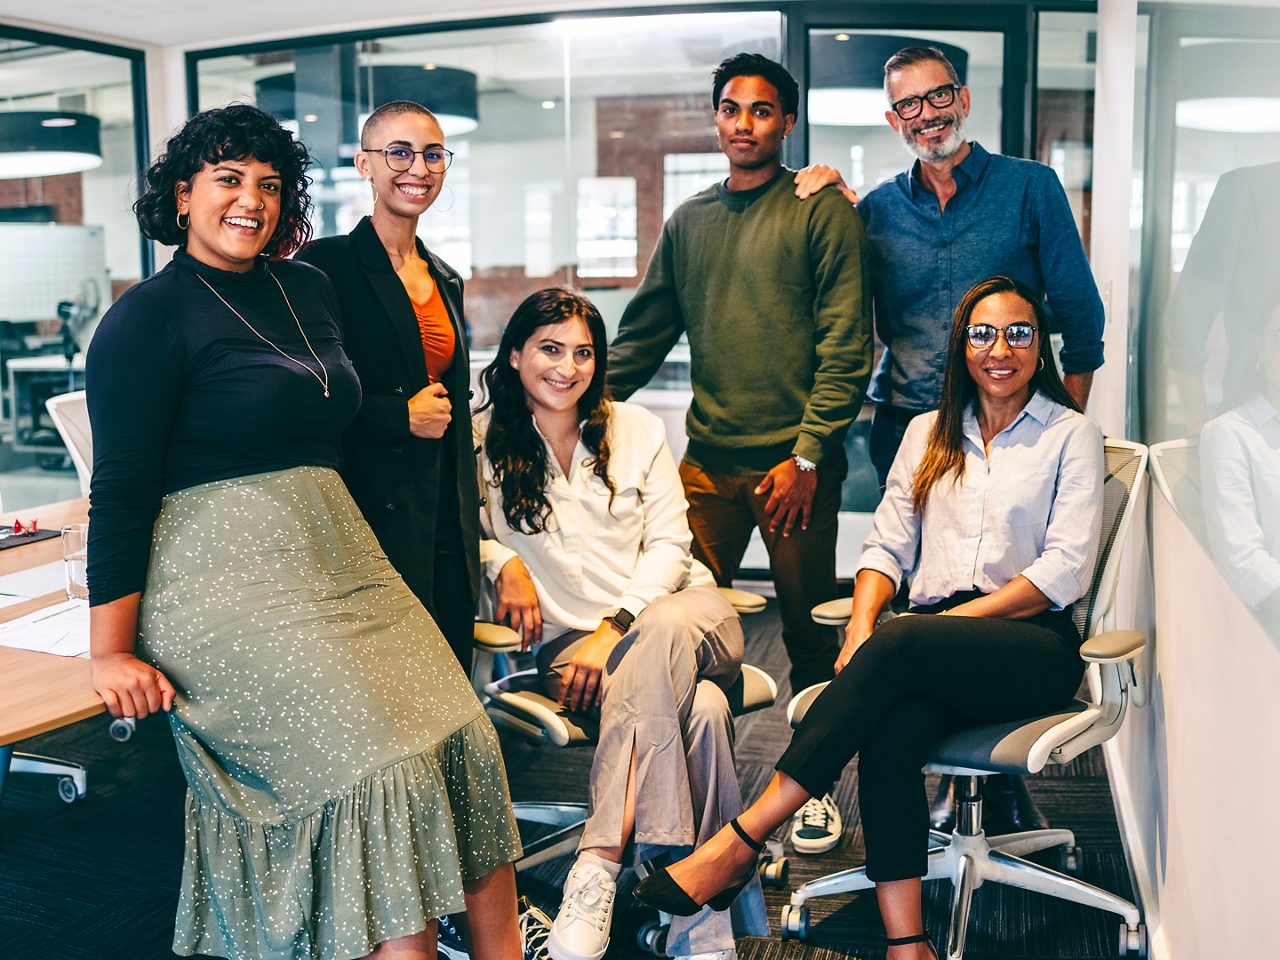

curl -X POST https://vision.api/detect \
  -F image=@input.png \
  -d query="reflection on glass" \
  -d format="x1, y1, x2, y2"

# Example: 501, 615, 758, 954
1200, 306, 1280, 638
0, 35, 141, 508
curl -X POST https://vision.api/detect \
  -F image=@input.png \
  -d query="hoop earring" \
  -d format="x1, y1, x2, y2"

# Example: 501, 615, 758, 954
369, 182, 379, 210
176, 211, 190, 230
434, 184, 455, 213
1038, 357, 1046, 371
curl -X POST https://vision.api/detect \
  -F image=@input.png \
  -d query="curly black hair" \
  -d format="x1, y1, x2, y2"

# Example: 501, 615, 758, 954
133, 104, 314, 258
478, 288, 615, 535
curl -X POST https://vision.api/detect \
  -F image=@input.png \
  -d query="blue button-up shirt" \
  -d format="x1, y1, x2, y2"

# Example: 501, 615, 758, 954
859, 141, 1106, 413
857, 391, 1104, 610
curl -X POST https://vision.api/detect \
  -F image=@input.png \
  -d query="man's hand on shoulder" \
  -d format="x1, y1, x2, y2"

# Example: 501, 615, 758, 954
755, 457, 819, 537
794, 164, 859, 205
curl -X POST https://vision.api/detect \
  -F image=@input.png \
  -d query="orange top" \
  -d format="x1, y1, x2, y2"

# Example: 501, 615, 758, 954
411, 286, 456, 382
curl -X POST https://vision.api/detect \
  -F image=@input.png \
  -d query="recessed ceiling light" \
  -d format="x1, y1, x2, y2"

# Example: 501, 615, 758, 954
608, 130, 625, 139
423, 63, 437, 70
40, 117, 77, 128
303, 114, 318, 123
541, 100, 557, 110
834, 33, 851, 42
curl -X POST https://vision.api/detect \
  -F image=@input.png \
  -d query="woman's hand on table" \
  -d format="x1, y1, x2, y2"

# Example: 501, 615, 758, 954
495, 555, 542, 650
558, 621, 624, 713
91, 652, 174, 720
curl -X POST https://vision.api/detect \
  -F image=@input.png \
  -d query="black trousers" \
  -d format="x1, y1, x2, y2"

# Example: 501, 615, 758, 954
427, 435, 476, 669
775, 593, 1084, 882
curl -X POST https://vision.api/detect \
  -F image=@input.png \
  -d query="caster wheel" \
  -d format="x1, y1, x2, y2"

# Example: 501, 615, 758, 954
57, 776, 81, 803
1119, 921, 1148, 957
636, 919, 668, 955
1060, 844, 1083, 876
109, 717, 136, 742
779, 903, 809, 941
760, 857, 789, 888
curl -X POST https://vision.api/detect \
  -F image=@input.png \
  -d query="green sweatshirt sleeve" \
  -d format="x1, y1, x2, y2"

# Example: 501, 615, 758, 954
792, 192, 875, 464
607, 221, 686, 400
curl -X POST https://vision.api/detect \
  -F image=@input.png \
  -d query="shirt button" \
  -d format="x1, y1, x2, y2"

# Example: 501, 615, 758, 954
478, 497, 487, 507
391, 445, 403, 455
385, 502, 396, 512
394, 386, 405, 396
474, 444, 482, 455
469, 389, 475, 399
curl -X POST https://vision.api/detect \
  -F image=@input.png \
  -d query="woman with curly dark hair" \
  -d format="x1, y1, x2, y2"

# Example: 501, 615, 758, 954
85, 104, 522, 960
476, 288, 766, 960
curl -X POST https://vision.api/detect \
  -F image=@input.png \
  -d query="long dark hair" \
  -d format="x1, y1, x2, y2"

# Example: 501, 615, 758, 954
911, 275, 1081, 513
479, 288, 614, 534
133, 104, 313, 258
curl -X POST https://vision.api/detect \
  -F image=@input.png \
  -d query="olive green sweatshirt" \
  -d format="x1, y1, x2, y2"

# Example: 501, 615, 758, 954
607, 167, 873, 474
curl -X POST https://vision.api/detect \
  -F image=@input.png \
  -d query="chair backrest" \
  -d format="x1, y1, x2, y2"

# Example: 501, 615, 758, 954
1070, 438, 1149, 643
1147, 437, 1204, 541
46, 390, 92, 497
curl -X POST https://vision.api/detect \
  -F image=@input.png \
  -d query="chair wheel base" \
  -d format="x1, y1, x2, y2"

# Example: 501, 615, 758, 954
779, 904, 809, 941
760, 856, 789, 888
1060, 843, 1083, 876
57, 775, 83, 803
1119, 922, 1148, 957
637, 919, 668, 955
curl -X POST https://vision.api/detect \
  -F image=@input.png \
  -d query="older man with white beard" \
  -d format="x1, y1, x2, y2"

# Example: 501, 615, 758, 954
798, 45, 1104, 486
793, 45, 1105, 841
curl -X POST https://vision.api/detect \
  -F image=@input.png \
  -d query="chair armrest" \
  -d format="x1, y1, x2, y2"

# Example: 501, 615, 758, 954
718, 586, 767, 615
811, 597, 853, 625
473, 621, 523, 653
1079, 629, 1146, 664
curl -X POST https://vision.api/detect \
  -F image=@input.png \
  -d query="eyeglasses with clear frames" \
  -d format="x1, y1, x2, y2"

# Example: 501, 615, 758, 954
890, 83, 961, 120
363, 145, 454, 173
965, 322, 1037, 351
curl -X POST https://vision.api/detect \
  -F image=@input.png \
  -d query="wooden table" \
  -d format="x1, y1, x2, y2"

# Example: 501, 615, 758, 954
0, 498, 104, 798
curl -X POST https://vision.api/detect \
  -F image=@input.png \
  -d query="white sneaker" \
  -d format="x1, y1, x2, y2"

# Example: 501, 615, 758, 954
790, 792, 843, 854
547, 857, 618, 960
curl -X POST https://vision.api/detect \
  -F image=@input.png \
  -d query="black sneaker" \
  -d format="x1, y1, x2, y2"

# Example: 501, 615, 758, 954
437, 913, 469, 960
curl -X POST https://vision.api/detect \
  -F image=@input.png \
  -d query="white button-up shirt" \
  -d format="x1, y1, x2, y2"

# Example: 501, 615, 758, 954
858, 391, 1104, 610
1200, 396, 1280, 608
476, 401, 713, 638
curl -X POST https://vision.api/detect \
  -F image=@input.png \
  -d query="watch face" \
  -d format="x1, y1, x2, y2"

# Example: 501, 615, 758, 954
611, 608, 635, 631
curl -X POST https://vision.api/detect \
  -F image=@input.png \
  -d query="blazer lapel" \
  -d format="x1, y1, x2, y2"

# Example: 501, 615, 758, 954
352, 216, 430, 385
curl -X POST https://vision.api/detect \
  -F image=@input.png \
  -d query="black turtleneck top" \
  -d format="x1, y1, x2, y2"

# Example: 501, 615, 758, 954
85, 249, 362, 606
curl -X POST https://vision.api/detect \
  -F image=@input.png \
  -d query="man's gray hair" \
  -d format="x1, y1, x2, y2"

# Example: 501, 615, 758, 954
883, 46, 961, 98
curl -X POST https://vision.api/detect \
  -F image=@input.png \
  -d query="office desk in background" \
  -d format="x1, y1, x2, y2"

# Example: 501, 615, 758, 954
0, 498, 105, 800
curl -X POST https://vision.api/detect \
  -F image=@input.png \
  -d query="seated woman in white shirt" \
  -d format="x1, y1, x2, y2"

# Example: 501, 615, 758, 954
475, 287, 767, 960
635, 275, 1104, 960
1200, 305, 1280, 630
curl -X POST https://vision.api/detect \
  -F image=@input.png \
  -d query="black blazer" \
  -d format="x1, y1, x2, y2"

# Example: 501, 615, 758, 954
295, 216, 481, 604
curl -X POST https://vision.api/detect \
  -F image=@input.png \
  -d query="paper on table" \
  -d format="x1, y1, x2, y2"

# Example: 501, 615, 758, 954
0, 560, 64, 601
0, 598, 90, 657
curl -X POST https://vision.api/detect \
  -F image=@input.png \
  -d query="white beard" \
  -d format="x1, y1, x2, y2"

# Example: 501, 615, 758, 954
901, 112, 966, 163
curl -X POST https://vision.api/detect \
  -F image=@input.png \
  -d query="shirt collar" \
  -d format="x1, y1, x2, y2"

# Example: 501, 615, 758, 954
1239, 394, 1280, 427
907, 140, 989, 197
962, 389, 1057, 448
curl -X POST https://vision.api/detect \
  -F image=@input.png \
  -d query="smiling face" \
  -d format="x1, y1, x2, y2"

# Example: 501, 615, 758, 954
715, 74, 795, 175
355, 111, 446, 220
885, 60, 970, 164
176, 157, 282, 272
510, 316, 597, 421
964, 292, 1039, 405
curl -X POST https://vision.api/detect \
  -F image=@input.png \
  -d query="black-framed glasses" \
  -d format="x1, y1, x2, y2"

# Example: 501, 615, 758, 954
363, 145, 454, 173
966, 322, 1037, 351
890, 83, 961, 120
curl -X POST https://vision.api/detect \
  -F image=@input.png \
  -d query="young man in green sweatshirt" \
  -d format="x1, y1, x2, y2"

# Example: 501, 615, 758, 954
608, 52, 873, 700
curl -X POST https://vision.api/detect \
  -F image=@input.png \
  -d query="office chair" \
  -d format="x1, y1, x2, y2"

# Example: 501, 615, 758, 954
472, 587, 788, 883
782, 439, 1150, 960
46, 390, 91, 498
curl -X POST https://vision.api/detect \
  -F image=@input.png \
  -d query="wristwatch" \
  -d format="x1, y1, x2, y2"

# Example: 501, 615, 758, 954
793, 455, 817, 472
605, 607, 635, 634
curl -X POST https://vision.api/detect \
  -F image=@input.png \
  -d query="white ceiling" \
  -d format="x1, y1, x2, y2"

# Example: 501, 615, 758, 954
0, 0, 708, 49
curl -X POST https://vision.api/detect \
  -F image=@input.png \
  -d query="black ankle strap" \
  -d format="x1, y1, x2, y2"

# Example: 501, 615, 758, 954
886, 933, 929, 946
728, 817, 766, 853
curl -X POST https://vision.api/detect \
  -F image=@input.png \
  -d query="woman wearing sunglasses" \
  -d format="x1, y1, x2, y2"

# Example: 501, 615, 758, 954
634, 275, 1103, 960
295, 101, 480, 670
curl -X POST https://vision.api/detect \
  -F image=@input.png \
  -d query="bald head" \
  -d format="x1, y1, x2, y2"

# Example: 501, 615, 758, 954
361, 100, 439, 148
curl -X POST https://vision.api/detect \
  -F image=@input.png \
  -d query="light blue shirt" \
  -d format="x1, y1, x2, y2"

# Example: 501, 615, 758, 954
1200, 396, 1280, 608
857, 391, 1104, 610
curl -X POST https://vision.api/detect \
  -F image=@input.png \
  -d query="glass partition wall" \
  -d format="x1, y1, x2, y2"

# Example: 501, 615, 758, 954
0, 28, 146, 509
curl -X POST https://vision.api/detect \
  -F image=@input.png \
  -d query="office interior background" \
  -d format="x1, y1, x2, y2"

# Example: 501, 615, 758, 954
0, 0, 1276, 957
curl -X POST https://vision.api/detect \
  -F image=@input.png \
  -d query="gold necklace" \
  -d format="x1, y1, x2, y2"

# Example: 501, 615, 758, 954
196, 272, 331, 397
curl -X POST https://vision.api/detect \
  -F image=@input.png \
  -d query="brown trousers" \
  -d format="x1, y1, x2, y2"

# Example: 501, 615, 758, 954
679, 453, 845, 692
